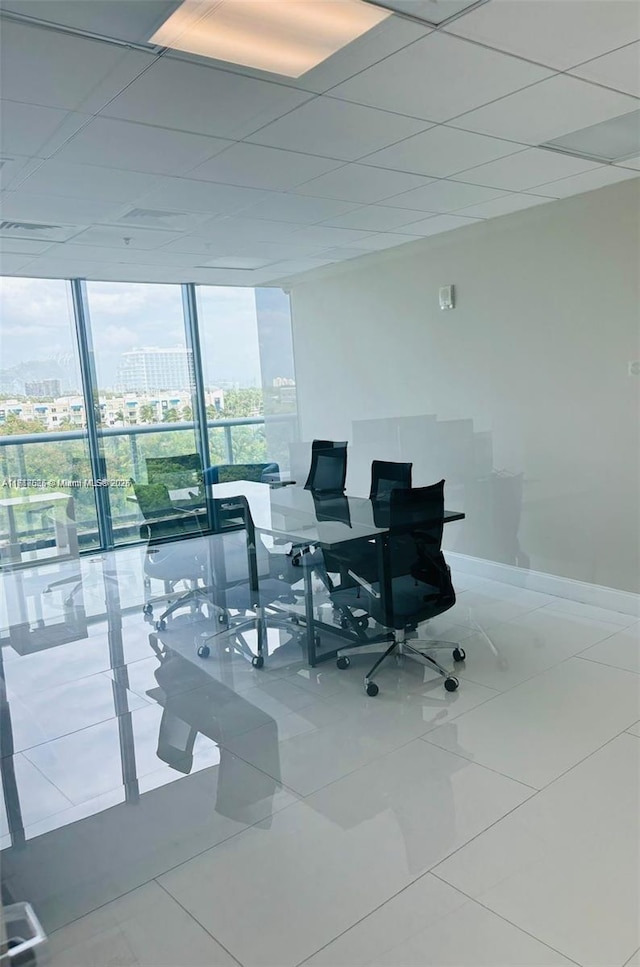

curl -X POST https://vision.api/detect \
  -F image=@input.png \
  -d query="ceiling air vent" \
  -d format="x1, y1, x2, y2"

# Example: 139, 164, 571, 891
0, 220, 82, 241
121, 208, 180, 223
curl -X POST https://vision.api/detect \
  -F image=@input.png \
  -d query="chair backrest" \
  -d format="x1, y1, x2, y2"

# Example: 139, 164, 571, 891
369, 460, 413, 500
146, 453, 203, 491
304, 440, 348, 493
204, 462, 279, 486
132, 481, 202, 542
208, 493, 269, 586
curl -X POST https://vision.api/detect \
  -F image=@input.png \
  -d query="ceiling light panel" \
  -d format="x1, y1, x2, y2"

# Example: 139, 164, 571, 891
542, 110, 640, 164
364, 0, 484, 26
150, 0, 391, 77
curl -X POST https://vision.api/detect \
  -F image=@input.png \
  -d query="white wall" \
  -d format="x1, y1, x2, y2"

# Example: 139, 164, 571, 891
289, 179, 640, 594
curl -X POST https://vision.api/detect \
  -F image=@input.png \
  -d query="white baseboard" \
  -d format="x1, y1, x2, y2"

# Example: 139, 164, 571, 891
447, 552, 640, 618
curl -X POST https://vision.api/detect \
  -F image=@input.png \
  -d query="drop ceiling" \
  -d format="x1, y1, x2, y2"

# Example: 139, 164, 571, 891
0, 0, 638, 287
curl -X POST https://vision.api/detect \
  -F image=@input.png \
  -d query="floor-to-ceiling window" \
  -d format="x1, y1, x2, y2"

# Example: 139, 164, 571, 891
0, 277, 100, 560
0, 279, 298, 556
84, 281, 200, 544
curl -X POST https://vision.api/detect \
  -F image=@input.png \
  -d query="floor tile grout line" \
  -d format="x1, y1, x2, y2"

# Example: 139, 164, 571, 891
154, 879, 245, 967
294, 775, 542, 967
429, 871, 584, 967
574, 653, 640, 675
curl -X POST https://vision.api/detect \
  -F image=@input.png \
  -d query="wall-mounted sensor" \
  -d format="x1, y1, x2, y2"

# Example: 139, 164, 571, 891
439, 285, 455, 310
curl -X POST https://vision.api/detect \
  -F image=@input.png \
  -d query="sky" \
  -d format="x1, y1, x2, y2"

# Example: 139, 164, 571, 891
0, 277, 282, 391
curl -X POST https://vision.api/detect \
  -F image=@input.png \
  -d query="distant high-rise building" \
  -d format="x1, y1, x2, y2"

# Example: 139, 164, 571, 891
117, 347, 195, 392
25, 378, 61, 397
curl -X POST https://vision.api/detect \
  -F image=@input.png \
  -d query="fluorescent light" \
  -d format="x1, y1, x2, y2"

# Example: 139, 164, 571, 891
541, 110, 640, 164
150, 0, 391, 77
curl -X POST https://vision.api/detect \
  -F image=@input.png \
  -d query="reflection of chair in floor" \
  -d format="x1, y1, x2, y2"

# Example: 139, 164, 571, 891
196, 494, 304, 667
145, 644, 281, 820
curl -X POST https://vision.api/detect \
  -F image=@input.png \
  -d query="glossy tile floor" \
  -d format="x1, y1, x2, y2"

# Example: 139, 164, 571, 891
1, 548, 638, 967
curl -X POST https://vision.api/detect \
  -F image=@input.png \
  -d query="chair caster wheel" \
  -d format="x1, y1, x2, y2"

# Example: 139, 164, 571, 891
197, 645, 210, 658
365, 681, 379, 697
155, 619, 166, 631
356, 616, 369, 630
218, 613, 229, 625
340, 617, 349, 629
63, 597, 74, 608
453, 647, 466, 662
444, 677, 459, 692
290, 615, 300, 625
314, 635, 321, 646
252, 655, 264, 669
143, 604, 153, 616
336, 656, 350, 669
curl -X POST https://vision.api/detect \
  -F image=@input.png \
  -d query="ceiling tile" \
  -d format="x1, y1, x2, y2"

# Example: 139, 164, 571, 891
618, 154, 640, 170
246, 96, 430, 162
0, 237, 54, 256
293, 163, 434, 203
198, 239, 325, 261
451, 75, 639, 145
446, 0, 640, 72
318, 246, 374, 260
186, 142, 342, 190
199, 256, 275, 270
0, 20, 140, 112
344, 232, 419, 251
0, 253, 35, 274
386, 179, 507, 212
0, 155, 45, 191
51, 117, 231, 175
45, 243, 199, 268
237, 193, 359, 224
103, 56, 314, 139
70, 225, 183, 249
133, 177, 272, 215
570, 42, 640, 98
0, 191, 123, 224
17, 160, 161, 204
402, 213, 483, 236
0, 2, 178, 44
450, 147, 602, 190
330, 31, 552, 123
364, 125, 525, 177
194, 216, 302, 242
321, 204, 432, 232
532, 166, 640, 198
286, 225, 375, 247
456, 192, 555, 219
0, 100, 73, 156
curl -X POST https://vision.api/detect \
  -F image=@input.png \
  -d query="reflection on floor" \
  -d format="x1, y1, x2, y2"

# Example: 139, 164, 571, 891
1, 545, 638, 967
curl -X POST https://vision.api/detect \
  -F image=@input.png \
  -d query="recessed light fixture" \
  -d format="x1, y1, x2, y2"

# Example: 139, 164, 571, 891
541, 110, 640, 164
149, 0, 391, 77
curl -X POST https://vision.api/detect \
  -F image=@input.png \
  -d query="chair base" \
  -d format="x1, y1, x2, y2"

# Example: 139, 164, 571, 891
337, 628, 464, 695
196, 604, 305, 666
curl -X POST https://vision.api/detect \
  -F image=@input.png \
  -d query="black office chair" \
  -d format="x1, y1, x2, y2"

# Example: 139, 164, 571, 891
304, 440, 348, 494
369, 460, 413, 499
330, 481, 464, 696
